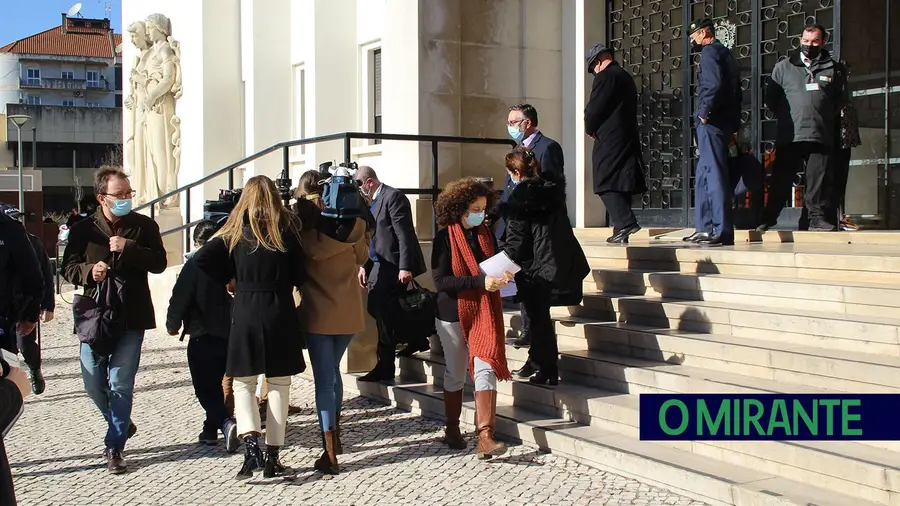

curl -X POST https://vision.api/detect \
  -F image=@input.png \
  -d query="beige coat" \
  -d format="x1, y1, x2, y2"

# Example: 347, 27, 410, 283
295, 218, 370, 335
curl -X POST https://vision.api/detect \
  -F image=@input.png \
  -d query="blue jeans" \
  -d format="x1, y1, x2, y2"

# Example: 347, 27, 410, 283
80, 330, 144, 451
306, 333, 353, 443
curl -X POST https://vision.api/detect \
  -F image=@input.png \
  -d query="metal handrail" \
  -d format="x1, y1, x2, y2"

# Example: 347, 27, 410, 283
136, 132, 517, 252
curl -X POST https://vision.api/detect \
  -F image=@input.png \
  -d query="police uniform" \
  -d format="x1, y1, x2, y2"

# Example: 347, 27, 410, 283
687, 18, 742, 245
0, 209, 44, 354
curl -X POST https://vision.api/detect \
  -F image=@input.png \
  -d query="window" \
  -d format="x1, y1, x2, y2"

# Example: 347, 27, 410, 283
115, 94, 122, 108
86, 101, 101, 107
291, 64, 307, 157
26, 95, 41, 105
26, 68, 40, 85
86, 71, 99, 87
114, 67, 123, 91
61, 71, 74, 80
373, 48, 382, 144
62, 99, 75, 106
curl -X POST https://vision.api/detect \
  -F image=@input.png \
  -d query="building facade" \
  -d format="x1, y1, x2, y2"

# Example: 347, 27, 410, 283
1, 13, 123, 214
121, 0, 897, 235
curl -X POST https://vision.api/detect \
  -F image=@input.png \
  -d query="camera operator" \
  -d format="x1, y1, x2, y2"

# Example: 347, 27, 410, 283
1, 204, 55, 396
0, 204, 44, 506
293, 168, 372, 475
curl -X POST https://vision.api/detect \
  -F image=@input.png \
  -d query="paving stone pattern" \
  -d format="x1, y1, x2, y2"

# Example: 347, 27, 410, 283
7, 299, 709, 506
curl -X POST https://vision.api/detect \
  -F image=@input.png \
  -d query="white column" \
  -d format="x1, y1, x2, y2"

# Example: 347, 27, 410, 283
563, 0, 607, 228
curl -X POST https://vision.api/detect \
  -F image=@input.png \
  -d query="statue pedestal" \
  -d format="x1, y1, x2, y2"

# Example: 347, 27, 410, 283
154, 208, 185, 267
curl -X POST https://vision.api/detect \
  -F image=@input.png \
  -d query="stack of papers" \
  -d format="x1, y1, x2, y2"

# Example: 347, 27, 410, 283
478, 251, 521, 298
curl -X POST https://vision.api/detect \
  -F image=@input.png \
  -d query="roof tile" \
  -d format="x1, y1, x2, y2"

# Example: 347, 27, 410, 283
0, 21, 118, 59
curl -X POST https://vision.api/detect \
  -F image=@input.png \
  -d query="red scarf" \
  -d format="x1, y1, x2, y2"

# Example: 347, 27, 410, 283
448, 223, 511, 381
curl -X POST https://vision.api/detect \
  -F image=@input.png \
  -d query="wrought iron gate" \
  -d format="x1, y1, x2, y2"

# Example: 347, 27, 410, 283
607, 0, 839, 228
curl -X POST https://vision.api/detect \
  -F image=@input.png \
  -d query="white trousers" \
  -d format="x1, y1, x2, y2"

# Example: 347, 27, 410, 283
436, 319, 497, 392
233, 375, 291, 446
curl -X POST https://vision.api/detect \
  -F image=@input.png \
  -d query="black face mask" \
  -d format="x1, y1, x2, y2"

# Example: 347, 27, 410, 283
800, 44, 821, 59
690, 39, 703, 53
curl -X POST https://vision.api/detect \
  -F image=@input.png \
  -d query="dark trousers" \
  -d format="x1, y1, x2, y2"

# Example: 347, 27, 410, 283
521, 288, 557, 374
367, 262, 400, 373
187, 334, 230, 433
763, 142, 833, 226
16, 326, 40, 372
0, 377, 23, 506
832, 148, 852, 217
600, 192, 638, 232
518, 301, 531, 335
694, 122, 734, 239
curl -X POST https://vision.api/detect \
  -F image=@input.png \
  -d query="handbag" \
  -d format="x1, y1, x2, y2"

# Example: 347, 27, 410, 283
385, 279, 437, 344
840, 103, 862, 150
72, 268, 127, 356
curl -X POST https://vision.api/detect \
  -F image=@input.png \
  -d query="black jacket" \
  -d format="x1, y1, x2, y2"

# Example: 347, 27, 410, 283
584, 61, 648, 196
766, 49, 848, 147
193, 221, 307, 378
500, 172, 590, 306
0, 213, 44, 325
431, 225, 496, 322
165, 251, 233, 340
62, 210, 168, 331
695, 40, 742, 128
367, 184, 426, 276
26, 234, 54, 313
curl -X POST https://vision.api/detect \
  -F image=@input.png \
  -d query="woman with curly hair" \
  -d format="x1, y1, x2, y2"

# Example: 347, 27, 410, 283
432, 177, 513, 459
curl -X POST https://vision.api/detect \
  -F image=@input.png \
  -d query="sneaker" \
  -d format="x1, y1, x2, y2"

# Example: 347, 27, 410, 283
223, 418, 239, 453
198, 427, 218, 446
840, 215, 860, 231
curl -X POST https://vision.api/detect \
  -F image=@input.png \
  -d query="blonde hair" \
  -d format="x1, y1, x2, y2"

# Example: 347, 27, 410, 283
216, 175, 302, 253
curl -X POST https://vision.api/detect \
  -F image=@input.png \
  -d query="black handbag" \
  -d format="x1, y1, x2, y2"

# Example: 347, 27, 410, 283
72, 269, 127, 356
385, 279, 437, 344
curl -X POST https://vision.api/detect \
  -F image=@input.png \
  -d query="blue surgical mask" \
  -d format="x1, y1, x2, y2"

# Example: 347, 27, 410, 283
507, 125, 525, 143
465, 211, 485, 228
110, 199, 132, 217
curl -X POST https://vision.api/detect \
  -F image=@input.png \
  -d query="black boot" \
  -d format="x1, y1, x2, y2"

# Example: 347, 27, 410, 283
29, 369, 45, 396
235, 434, 264, 480
263, 445, 295, 479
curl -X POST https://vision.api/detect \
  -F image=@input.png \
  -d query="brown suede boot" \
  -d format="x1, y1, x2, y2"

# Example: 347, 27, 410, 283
474, 390, 507, 460
335, 413, 343, 455
442, 390, 466, 450
314, 430, 340, 475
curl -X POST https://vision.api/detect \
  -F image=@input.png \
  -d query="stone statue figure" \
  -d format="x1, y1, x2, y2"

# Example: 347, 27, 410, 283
124, 21, 150, 204
124, 13, 182, 209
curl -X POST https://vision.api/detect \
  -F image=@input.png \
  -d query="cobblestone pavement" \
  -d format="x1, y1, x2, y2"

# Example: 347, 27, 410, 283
7, 299, 710, 506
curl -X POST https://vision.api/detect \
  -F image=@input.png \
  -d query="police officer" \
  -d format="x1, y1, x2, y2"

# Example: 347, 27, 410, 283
684, 18, 742, 246
1, 204, 54, 395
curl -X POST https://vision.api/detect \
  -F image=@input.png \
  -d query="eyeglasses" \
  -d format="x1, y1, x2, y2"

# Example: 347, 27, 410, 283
102, 190, 136, 199
507, 119, 526, 127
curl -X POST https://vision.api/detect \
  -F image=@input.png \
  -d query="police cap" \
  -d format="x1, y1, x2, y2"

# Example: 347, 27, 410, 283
689, 17, 714, 36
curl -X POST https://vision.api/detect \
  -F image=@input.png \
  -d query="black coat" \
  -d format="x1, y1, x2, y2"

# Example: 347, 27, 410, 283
193, 224, 307, 378
62, 210, 168, 330
0, 213, 43, 347
584, 61, 648, 196
500, 172, 590, 307
165, 251, 233, 340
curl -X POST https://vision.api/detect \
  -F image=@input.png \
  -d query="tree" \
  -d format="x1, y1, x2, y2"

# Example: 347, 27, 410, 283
72, 175, 85, 212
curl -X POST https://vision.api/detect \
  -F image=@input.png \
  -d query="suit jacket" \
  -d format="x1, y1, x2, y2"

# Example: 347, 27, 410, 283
368, 184, 426, 277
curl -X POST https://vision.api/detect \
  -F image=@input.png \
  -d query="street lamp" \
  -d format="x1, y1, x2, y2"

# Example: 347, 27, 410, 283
7, 114, 31, 215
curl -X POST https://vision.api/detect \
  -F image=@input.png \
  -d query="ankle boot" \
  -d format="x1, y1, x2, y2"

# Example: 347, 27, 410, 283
263, 445, 295, 478
335, 413, 344, 455
314, 430, 340, 475
474, 390, 507, 460
442, 390, 466, 450
235, 434, 264, 480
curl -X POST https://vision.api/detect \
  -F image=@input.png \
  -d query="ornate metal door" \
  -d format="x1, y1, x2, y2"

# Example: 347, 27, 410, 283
607, 0, 839, 228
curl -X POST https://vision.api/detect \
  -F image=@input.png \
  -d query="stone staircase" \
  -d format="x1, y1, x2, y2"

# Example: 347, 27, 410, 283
346, 228, 900, 506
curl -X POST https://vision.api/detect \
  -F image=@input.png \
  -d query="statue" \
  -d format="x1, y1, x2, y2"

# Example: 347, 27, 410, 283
124, 13, 182, 209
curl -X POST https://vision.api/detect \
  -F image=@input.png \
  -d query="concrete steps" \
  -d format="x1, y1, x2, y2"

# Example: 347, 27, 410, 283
550, 292, 900, 357
347, 374, 885, 506
385, 351, 900, 505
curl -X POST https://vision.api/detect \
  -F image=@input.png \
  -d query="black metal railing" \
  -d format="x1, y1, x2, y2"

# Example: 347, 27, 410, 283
135, 132, 517, 253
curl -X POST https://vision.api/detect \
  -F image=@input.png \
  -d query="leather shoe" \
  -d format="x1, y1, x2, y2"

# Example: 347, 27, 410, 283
682, 232, 710, 243
697, 234, 734, 246
29, 368, 45, 395
358, 365, 395, 383
105, 448, 127, 474
512, 331, 531, 348
606, 225, 642, 244
514, 362, 535, 379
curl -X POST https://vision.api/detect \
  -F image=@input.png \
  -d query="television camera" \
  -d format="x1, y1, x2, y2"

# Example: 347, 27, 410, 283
203, 171, 293, 226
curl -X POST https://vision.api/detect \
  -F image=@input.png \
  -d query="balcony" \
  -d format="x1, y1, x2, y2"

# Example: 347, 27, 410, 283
19, 78, 110, 91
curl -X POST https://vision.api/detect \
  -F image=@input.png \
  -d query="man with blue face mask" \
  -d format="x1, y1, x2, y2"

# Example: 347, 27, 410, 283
493, 104, 564, 355
62, 167, 168, 475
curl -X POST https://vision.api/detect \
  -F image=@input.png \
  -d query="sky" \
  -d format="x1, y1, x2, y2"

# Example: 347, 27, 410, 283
0, 0, 123, 45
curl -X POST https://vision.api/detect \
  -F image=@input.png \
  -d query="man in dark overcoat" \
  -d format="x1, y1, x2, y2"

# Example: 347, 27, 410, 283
584, 43, 647, 244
